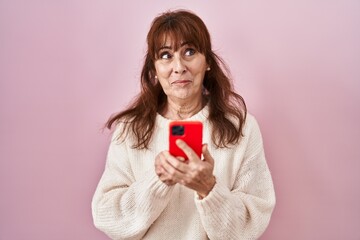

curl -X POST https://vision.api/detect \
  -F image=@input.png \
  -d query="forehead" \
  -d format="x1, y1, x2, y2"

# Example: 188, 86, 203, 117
160, 39, 192, 50
155, 31, 196, 51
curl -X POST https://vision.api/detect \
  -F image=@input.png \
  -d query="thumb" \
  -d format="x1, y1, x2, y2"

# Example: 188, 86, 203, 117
202, 144, 214, 165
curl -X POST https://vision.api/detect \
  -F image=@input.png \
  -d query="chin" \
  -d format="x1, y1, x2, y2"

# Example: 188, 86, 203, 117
171, 90, 192, 99
173, 95, 190, 100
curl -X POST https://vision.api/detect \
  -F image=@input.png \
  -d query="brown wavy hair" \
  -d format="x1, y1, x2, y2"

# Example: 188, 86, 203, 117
106, 9, 247, 149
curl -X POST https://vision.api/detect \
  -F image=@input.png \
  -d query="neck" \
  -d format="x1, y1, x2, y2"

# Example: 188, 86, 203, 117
162, 96, 205, 120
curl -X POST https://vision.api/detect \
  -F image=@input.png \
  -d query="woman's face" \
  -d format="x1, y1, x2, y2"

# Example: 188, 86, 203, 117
154, 39, 208, 101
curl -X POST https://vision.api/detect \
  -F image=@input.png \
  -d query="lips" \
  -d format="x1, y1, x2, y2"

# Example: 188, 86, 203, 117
171, 80, 192, 84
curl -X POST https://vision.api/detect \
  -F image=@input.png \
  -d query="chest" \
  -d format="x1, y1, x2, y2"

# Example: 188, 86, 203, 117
126, 126, 247, 190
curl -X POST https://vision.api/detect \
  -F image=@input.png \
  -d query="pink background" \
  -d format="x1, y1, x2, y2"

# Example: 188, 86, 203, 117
1, 1, 359, 239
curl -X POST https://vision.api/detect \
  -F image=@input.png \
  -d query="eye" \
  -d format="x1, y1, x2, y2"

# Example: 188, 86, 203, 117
159, 51, 172, 59
184, 48, 196, 56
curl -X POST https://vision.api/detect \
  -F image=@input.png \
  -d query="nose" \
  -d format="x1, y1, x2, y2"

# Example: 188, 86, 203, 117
173, 55, 186, 74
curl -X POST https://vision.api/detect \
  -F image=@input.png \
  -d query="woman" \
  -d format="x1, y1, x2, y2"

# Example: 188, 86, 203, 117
92, 9, 275, 240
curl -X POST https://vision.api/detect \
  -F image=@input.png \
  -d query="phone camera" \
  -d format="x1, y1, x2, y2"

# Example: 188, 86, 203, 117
171, 125, 184, 136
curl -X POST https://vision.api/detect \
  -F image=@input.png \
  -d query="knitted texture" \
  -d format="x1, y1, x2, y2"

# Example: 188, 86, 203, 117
92, 106, 275, 240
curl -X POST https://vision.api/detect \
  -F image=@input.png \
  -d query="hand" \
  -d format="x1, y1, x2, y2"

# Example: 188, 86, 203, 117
175, 140, 216, 198
155, 151, 184, 186
156, 139, 216, 198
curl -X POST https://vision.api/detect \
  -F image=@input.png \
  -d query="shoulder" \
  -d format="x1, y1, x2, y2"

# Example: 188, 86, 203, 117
110, 121, 134, 144
242, 113, 265, 146
225, 110, 259, 133
244, 113, 260, 131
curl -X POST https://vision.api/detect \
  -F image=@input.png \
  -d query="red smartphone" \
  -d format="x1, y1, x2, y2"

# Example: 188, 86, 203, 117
169, 121, 203, 160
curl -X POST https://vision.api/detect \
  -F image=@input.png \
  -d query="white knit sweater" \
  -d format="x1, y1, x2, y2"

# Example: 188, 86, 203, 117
92, 106, 275, 240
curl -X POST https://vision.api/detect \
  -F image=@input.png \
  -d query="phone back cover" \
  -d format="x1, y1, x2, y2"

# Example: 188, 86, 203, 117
169, 121, 203, 160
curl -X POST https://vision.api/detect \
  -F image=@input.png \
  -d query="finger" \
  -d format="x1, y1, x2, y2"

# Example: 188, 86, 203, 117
162, 151, 188, 172
177, 156, 186, 162
155, 167, 162, 176
176, 139, 200, 162
160, 153, 185, 180
202, 144, 214, 165
158, 166, 176, 183
163, 180, 176, 186
155, 151, 167, 169
156, 165, 167, 176
155, 152, 183, 184
155, 154, 165, 176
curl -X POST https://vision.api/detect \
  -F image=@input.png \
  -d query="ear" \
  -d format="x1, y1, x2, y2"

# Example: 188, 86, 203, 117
154, 75, 158, 84
149, 71, 158, 84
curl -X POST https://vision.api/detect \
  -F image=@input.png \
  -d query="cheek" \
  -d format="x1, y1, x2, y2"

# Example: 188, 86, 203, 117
158, 79, 169, 90
155, 64, 170, 78
192, 66, 207, 82
190, 59, 207, 75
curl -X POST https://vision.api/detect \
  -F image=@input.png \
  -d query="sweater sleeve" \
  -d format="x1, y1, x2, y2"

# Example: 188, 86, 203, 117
195, 116, 276, 240
91, 127, 175, 240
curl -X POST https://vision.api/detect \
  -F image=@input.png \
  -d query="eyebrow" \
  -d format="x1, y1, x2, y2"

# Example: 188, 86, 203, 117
158, 41, 193, 51
158, 46, 172, 51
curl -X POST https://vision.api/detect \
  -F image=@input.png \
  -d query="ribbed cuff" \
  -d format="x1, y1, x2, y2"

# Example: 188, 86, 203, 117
140, 169, 175, 199
194, 181, 231, 215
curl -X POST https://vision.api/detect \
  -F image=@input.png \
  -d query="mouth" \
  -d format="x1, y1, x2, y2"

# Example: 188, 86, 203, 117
171, 79, 192, 85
